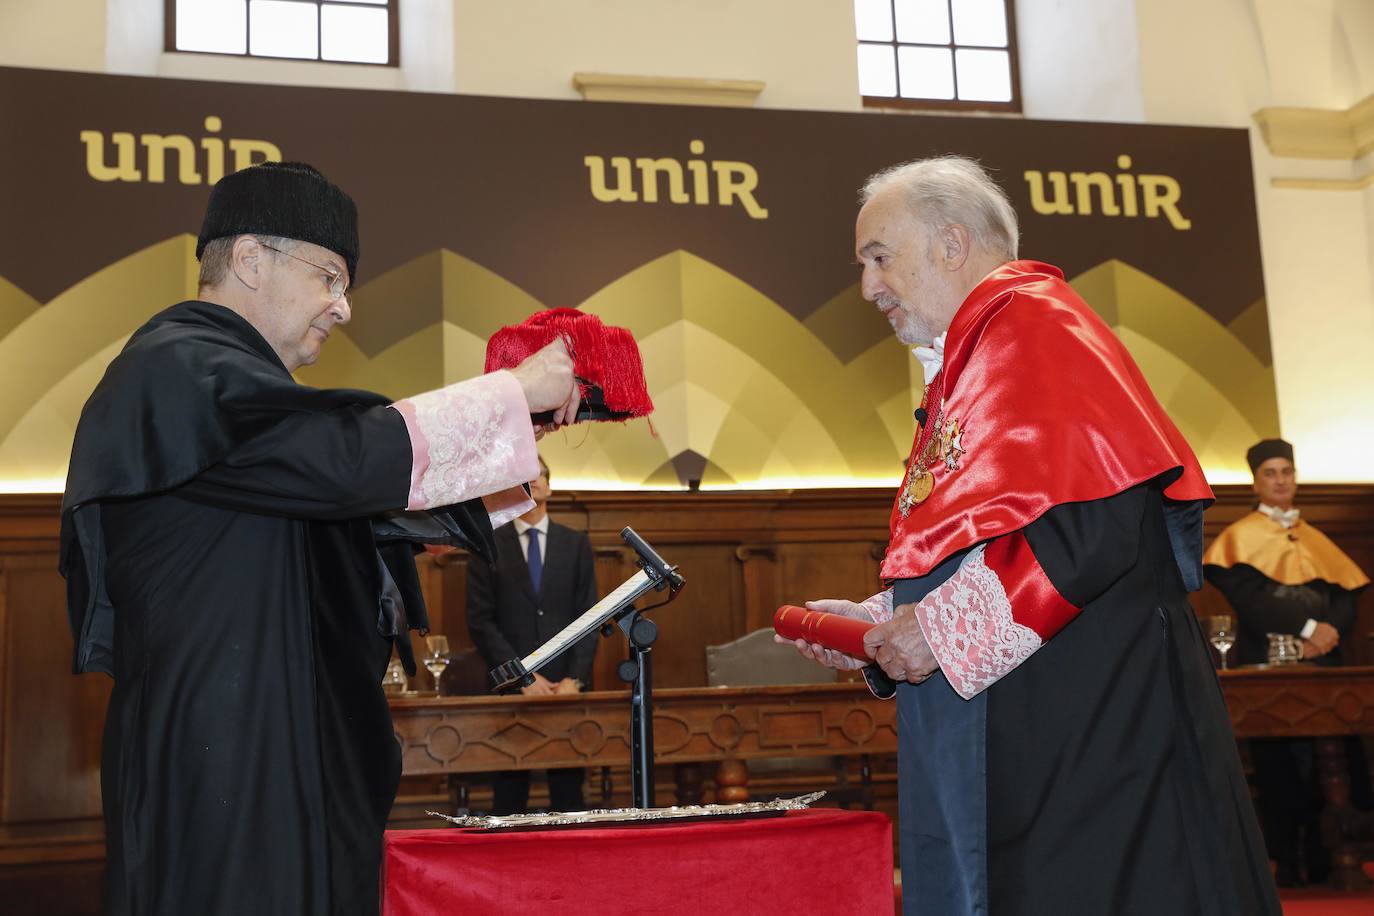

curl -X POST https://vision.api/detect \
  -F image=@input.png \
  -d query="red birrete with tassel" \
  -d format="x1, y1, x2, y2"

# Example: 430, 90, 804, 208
484, 308, 654, 419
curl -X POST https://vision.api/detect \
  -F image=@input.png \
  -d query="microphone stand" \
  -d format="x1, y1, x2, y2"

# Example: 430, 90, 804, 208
489, 526, 684, 809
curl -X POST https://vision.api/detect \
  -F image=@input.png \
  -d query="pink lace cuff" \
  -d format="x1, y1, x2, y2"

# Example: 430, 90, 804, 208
389, 370, 540, 511
911, 544, 1043, 700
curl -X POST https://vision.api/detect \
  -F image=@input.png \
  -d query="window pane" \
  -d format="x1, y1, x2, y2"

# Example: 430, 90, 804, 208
895, 0, 950, 45
955, 48, 1012, 101
857, 43, 898, 97
854, 0, 894, 42
951, 0, 1007, 46
322, 4, 388, 63
176, 0, 247, 54
249, 0, 319, 59
898, 45, 954, 99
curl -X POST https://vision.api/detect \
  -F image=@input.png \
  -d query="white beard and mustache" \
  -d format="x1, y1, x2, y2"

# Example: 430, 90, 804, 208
876, 293, 939, 346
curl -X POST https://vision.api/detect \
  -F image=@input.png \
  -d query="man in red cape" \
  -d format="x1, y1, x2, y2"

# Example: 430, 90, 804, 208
788, 156, 1279, 914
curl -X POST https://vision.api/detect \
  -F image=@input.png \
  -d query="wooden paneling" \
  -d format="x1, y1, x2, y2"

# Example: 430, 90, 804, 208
2, 553, 109, 826
390, 684, 899, 775
1, 484, 1371, 835
777, 540, 885, 613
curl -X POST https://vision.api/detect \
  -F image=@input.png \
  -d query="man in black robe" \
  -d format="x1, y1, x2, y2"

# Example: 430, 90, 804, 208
1204, 438, 1370, 884
787, 156, 1279, 914
62, 161, 581, 915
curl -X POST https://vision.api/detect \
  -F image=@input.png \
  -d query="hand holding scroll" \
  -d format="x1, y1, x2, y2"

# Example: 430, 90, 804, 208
863, 603, 940, 684
774, 599, 875, 671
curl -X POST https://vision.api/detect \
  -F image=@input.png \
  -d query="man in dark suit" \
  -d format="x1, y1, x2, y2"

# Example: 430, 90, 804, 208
467, 455, 600, 813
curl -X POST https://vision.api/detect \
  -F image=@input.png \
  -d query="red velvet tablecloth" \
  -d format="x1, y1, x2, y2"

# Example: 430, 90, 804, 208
382, 807, 893, 916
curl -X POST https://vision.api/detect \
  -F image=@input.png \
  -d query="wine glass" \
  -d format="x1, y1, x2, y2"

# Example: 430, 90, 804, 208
1207, 615, 1235, 670
423, 634, 451, 695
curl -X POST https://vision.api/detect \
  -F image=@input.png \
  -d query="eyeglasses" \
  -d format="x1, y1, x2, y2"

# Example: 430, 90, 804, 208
261, 243, 349, 301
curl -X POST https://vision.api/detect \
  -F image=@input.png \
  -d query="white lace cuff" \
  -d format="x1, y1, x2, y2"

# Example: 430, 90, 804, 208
390, 371, 540, 511
861, 588, 894, 624
911, 544, 1043, 700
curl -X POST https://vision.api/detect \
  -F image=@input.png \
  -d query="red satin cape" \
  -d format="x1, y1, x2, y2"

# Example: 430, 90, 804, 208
882, 260, 1212, 580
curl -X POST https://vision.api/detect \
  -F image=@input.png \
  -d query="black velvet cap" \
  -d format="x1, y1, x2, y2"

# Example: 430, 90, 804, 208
195, 161, 360, 282
1246, 438, 1294, 473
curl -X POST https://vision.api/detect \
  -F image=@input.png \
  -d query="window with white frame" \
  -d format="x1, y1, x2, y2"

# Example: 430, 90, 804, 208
855, 0, 1019, 111
169, 0, 398, 66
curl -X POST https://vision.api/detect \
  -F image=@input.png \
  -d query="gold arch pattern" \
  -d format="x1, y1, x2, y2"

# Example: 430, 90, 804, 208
0, 241, 1277, 490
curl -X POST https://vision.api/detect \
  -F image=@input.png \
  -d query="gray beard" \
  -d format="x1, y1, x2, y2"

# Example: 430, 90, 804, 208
884, 300, 938, 346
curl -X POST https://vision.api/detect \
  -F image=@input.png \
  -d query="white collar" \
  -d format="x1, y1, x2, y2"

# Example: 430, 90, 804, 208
911, 333, 946, 386
1258, 503, 1300, 529
514, 515, 549, 537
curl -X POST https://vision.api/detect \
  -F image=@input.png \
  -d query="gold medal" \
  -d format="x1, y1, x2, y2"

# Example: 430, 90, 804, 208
906, 470, 935, 505
922, 433, 942, 465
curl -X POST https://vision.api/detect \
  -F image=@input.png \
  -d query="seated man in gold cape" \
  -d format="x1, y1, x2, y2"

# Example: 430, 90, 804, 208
1204, 437, 1370, 885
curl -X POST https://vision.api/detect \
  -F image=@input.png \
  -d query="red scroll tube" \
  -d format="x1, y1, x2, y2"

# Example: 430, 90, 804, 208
773, 605, 876, 660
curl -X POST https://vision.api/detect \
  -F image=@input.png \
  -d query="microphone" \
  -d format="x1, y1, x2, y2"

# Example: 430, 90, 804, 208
914, 407, 928, 425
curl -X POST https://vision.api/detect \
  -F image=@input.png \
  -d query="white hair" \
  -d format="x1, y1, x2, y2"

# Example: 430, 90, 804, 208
860, 155, 1019, 260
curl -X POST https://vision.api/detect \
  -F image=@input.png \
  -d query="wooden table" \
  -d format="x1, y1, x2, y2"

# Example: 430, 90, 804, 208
1219, 666, 1374, 735
1219, 665, 1374, 890
392, 668, 1374, 888
390, 683, 897, 804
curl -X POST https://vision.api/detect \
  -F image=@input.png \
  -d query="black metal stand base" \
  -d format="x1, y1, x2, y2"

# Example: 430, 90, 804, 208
617, 613, 659, 808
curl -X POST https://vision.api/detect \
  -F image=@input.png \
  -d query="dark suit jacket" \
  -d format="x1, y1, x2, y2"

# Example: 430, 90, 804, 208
466, 520, 600, 685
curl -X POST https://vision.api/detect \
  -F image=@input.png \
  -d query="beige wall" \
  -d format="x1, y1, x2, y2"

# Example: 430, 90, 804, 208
0, 0, 105, 73
1, 0, 1371, 481
451, 0, 860, 110
1137, 0, 1374, 481
1016, 0, 1145, 123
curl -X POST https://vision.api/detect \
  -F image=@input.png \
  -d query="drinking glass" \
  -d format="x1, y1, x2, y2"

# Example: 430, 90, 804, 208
381, 657, 408, 695
1207, 615, 1235, 669
1266, 633, 1301, 666
423, 634, 451, 695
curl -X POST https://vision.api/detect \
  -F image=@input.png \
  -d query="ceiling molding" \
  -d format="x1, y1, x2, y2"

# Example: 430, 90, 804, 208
572, 73, 764, 108
1253, 93, 1374, 160
1270, 173, 1374, 192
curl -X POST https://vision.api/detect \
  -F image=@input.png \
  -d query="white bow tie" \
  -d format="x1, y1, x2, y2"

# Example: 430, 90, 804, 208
1260, 504, 1300, 529
912, 333, 946, 386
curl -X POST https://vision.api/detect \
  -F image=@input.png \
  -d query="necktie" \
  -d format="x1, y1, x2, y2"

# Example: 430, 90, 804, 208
527, 529, 543, 594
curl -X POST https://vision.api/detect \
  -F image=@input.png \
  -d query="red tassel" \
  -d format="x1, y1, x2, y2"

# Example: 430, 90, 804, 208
485, 308, 654, 417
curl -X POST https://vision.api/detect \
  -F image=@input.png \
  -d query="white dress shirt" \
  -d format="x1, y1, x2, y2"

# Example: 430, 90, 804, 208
513, 514, 551, 566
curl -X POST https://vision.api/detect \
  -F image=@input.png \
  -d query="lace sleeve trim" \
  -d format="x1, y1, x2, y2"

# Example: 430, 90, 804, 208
390, 371, 539, 511
912, 544, 1043, 700
861, 588, 894, 624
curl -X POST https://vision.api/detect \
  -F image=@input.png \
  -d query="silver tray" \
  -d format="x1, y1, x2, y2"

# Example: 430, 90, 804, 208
427, 791, 826, 831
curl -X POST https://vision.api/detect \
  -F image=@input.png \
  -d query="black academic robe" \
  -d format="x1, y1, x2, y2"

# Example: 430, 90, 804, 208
1205, 564, 1359, 667
61, 301, 495, 916
891, 482, 1279, 916
1205, 560, 1368, 876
